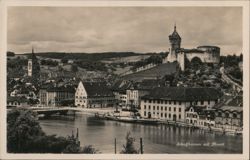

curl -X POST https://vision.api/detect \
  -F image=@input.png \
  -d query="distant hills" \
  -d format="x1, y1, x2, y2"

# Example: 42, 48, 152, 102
20, 52, 162, 62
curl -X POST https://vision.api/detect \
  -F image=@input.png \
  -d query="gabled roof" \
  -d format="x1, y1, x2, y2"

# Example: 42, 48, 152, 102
82, 81, 114, 98
142, 87, 222, 101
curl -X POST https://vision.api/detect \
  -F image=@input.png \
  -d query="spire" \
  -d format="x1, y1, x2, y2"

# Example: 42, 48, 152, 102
32, 46, 34, 54
174, 23, 176, 31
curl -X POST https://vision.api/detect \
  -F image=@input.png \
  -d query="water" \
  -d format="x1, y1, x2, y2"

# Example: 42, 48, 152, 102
39, 113, 242, 154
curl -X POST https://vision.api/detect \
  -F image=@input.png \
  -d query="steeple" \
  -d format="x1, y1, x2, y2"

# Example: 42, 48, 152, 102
32, 46, 34, 54
169, 23, 181, 52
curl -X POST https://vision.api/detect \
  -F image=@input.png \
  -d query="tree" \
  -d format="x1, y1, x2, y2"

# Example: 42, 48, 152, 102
61, 58, 68, 64
7, 108, 98, 153
120, 132, 139, 154
71, 64, 78, 72
7, 108, 45, 152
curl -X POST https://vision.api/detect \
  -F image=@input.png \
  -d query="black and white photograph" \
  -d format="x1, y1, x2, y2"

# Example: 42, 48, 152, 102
0, 0, 249, 159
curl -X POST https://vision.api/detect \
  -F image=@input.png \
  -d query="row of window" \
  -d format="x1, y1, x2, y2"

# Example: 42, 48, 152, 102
144, 105, 182, 112
144, 111, 182, 119
143, 99, 211, 105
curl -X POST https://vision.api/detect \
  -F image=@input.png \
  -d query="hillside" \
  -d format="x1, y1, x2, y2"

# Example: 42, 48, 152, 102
122, 62, 178, 82
21, 52, 154, 62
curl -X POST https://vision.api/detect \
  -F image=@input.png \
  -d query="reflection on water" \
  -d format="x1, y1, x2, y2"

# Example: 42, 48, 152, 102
39, 113, 242, 154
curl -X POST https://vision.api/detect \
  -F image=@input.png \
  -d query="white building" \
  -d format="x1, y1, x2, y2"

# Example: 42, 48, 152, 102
185, 106, 215, 128
75, 81, 115, 108
140, 87, 222, 122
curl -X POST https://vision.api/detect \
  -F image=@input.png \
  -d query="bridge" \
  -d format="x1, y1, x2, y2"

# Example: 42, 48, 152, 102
30, 107, 80, 117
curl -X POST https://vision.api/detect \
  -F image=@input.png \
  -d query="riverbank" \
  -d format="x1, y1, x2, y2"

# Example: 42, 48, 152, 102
35, 106, 242, 136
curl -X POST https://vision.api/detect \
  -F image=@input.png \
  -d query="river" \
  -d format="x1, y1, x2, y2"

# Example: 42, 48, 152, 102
39, 113, 242, 154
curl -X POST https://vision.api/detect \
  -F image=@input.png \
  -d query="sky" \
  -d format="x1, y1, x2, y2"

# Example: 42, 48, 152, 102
7, 7, 242, 55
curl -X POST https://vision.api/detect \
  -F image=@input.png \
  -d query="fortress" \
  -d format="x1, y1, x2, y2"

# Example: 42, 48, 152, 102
164, 25, 220, 71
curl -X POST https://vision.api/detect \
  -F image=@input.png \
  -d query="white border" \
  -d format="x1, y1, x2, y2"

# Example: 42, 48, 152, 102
0, 1, 249, 160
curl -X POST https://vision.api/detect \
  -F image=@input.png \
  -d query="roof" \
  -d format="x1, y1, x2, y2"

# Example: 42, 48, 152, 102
47, 86, 75, 93
83, 81, 114, 98
130, 79, 162, 90
217, 106, 243, 112
7, 96, 28, 103
142, 87, 222, 101
169, 25, 181, 40
197, 46, 220, 49
111, 80, 133, 92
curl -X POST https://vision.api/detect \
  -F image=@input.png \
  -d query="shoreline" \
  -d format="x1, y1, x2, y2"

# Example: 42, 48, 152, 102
32, 106, 242, 136
72, 107, 242, 136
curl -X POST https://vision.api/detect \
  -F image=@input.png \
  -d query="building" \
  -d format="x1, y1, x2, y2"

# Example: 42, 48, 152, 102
7, 97, 28, 108
27, 47, 40, 80
214, 105, 243, 131
164, 25, 220, 71
185, 106, 215, 128
39, 85, 75, 107
140, 87, 222, 122
75, 81, 115, 108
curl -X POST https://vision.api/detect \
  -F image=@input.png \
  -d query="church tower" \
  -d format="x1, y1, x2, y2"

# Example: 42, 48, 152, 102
169, 24, 181, 52
166, 24, 182, 62
28, 47, 34, 76
27, 47, 40, 81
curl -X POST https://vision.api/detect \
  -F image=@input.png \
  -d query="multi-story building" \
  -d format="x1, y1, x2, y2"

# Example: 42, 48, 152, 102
75, 81, 115, 108
140, 87, 222, 122
214, 105, 243, 131
39, 85, 75, 107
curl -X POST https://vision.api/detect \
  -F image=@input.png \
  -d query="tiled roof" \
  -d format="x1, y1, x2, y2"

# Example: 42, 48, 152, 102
111, 80, 133, 92
217, 106, 243, 112
83, 82, 114, 98
142, 87, 222, 101
47, 86, 75, 93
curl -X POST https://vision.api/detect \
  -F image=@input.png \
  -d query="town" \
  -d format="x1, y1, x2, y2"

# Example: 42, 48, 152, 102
7, 25, 243, 137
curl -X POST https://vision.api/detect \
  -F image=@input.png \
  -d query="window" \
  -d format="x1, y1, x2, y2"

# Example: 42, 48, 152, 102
169, 114, 171, 118
179, 101, 182, 105
225, 113, 229, 118
161, 107, 163, 111
161, 113, 163, 117
208, 101, 210, 105
174, 101, 176, 105
165, 100, 168, 104
144, 111, 146, 116
233, 113, 237, 118
179, 108, 181, 112
201, 101, 204, 105
165, 107, 167, 111
153, 106, 155, 110
157, 100, 160, 104
160, 100, 163, 104
174, 107, 176, 112
157, 106, 159, 110
149, 100, 152, 103
169, 107, 171, 111
165, 113, 167, 117
144, 105, 146, 109
149, 106, 151, 110
179, 114, 181, 119
169, 101, 172, 104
